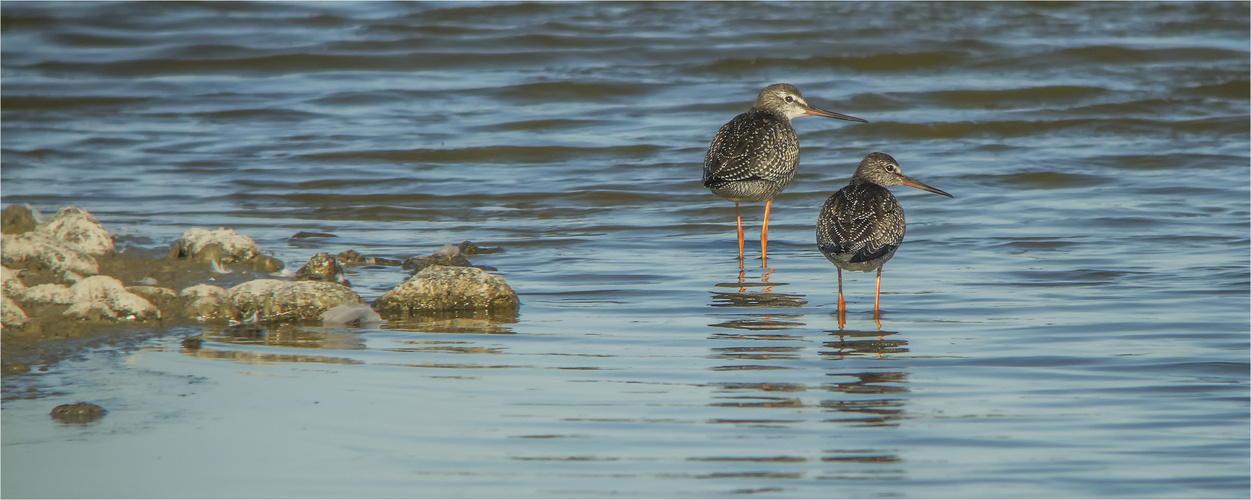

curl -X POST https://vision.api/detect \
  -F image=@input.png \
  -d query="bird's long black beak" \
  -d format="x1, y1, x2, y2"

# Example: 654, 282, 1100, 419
900, 176, 954, 198
803, 104, 868, 123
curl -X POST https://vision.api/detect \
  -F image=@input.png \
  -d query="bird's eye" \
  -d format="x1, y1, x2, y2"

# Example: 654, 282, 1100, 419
784, 95, 794, 103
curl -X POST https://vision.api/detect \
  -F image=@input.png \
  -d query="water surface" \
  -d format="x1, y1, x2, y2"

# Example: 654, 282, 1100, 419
2, 2, 1248, 498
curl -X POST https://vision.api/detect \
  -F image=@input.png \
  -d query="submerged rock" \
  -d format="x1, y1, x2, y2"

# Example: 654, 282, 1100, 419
402, 244, 473, 273
294, 252, 350, 287
167, 228, 284, 273
227, 279, 363, 324
372, 265, 519, 320
402, 243, 498, 273
290, 231, 337, 239
180, 335, 204, 350
457, 240, 504, 255
218, 321, 266, 341
50, 401, 106, 424
336, 249, 402, 267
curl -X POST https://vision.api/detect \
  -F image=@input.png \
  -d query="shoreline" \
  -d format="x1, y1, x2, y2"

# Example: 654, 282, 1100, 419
1, 205, 518, 369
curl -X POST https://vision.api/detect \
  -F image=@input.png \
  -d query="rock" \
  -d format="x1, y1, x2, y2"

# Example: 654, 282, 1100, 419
21, 283, 74, 305
1, 265, 24, 297
63, 275, 160, 321
227, 279, 363, 324
1, 204, 38, 235
126, 285, 179, 316
337, 249, 365, 265
1, 231, 99, 280
294, 252, 349, 287
167, 228, 284, 273
4, 262, 74, 305
290, 231, 337, 239
218, 322, 265, 340
401, 243, 496, 273
39, 206, 113, 256
372, 265, 519, 320
2, 361, 31, 374
50, 402, 106, 423
458, 240, 504, 255
179, 284, 233, 321
402, 244, 473, 273
337, 249, 402, 267
320, 303, 382, 327
2, 295, 28, 329
180, 336, 204, 350
0, 206, 112, 282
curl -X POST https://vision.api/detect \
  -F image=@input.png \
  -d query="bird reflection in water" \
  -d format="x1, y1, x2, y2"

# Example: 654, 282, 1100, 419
710, 267, 806, 306
822, 329, 910, 428
708, 265, 807, 335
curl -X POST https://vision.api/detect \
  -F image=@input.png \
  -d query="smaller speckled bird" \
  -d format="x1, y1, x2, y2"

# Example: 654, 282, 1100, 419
816, 152, 953, 316
704, 83, 866, 267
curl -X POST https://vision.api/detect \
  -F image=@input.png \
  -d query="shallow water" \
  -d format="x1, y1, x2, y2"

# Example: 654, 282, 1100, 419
2, 2, 1248, 498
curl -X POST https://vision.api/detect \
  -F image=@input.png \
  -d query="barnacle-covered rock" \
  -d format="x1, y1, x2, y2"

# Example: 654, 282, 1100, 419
167, 227, 284, 273
227, 279, 363, 323
40, 206, 114, 256
2, 295, 27, 329
62, 275, 160, 321
372, 265, 518, 320
179, 284, 233, 321
294, 252, 349, 287
1, 231, 99, 280
0, 206, 116, 283
402, 243, 474, 273
336, 249, 402, 267
126, 285, 180, 316
50, 402, 106, 423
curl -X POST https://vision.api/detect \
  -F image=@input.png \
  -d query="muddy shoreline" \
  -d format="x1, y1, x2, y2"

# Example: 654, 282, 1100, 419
1, 205, 518, 370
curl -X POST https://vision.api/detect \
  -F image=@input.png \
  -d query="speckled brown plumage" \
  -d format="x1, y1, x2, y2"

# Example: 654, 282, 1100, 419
816, 152, 953, 317
703, 108, 800, 204
817, 181, 905, 273
703, 83, 866, 266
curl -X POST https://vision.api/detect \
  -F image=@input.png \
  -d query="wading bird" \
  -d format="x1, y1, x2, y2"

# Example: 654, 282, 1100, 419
816, 152, 953, 318
704, 83, 866, 268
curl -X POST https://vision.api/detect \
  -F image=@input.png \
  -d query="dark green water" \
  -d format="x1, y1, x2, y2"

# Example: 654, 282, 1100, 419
2, 2, 1248, 498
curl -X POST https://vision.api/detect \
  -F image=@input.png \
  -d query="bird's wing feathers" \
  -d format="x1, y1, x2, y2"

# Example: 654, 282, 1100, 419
821, 184, 905, 263
703, 112, 797, 186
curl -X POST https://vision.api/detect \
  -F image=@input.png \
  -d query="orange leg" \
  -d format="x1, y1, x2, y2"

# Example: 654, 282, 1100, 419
873, 267, 883, 318
837, 268, 846, 329
760, 199, 772, 268
734, 202, 745, 269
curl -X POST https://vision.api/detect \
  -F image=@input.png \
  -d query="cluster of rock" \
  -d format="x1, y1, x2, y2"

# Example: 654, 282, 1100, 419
1, 205, 520, 351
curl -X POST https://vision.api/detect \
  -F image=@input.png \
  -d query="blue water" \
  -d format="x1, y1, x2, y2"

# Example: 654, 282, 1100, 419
2, 2, 1248, 498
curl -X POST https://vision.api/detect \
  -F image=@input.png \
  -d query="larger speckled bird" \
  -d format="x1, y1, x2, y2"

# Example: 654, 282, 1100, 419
704, 83, 867, 267
816, 152, 953, 316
